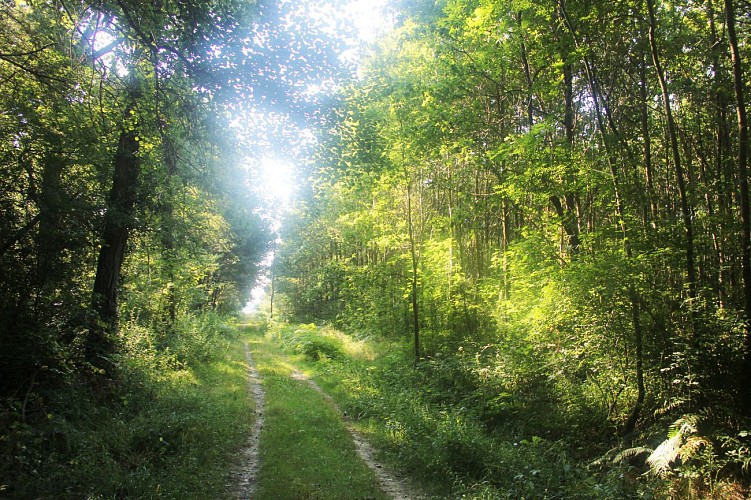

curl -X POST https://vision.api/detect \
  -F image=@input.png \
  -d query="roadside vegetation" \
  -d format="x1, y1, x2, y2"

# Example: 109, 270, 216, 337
266, 319, 749, 498
272, 0, 751, 497
0, 1, 343, 498
1, 313, 254, 498
5, 0, 751, 498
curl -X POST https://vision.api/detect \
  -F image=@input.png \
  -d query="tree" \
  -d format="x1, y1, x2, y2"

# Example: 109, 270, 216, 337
87, 84, 140, 366
724, 0, 751, 402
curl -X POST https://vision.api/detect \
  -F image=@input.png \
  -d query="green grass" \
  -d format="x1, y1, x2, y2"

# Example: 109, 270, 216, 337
266, 321, 665, 499
2, 329, 255, 499
247, 327, 389, 500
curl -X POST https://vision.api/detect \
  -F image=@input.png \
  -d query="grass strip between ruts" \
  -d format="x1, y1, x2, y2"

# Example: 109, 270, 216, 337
246, 327, 389, 500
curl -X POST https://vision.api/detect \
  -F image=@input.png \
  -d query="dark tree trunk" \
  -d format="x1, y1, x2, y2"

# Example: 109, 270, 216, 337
724, 0, 751, 408
558, 1, 647, 432
555, 6, 580, 256
86, 118, 139, 368
639, 54, 657, 225
646, 0, 697, 303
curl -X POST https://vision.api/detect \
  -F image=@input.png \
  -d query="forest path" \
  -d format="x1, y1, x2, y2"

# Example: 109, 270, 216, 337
289, 368, 419, 500
230, 329, 422, 499
229, 342, 265, 499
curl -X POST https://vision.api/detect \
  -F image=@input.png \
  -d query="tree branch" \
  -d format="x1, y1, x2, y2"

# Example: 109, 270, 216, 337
0, 213, 42, 257
114, 0, 221, 86
0, 54, 68, 85
0, 43, 55, 58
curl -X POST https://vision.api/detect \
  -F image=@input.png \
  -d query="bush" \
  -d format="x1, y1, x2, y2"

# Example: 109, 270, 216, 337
168, 311, 237, 365
275, 323, 345, 361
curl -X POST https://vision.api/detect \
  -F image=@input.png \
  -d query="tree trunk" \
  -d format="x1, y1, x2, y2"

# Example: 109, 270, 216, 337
87, 110, 139, 369
724, 0, 751, 407
554, 5, 580, 256
646, 0, 697, 303
558, 2, 646, 432
623, 296, 645, 434
639, 54, 658, 225
270, 253, 276, 319
407, 180, 421, 363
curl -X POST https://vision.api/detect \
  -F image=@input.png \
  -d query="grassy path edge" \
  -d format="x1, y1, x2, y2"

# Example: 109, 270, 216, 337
289, 369, 424, 500
238, 326, 428, 499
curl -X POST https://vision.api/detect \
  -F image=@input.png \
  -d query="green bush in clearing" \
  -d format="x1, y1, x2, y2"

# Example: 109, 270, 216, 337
274, 323, 344, 361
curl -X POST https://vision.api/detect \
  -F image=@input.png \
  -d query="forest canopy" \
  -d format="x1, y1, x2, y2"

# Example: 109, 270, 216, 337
270, 0, 751, 494
3, 0, 751, 496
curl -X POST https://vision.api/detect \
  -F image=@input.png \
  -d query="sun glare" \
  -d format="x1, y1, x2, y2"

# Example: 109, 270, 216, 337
344, 0, 392, 43
259, 157, 296, 204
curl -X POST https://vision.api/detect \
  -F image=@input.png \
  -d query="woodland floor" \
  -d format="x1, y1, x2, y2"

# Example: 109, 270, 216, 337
230, 330, 423, 499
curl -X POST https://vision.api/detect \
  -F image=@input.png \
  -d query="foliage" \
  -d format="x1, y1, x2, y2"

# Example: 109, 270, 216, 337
273, 323, 346, 361
0, 318, 252, 498
272, 0, 751, 492
646, 413, 751, 498
0, 0, 355, 493
278, 323, 656, 498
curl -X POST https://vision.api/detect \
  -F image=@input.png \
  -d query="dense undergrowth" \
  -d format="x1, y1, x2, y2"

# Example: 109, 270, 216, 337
268, 319, 750, 499
0, 312, 252, 498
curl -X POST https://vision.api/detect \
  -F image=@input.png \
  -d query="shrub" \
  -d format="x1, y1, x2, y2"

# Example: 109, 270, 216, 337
275, 323, 345, 361
168, 311, 237, 365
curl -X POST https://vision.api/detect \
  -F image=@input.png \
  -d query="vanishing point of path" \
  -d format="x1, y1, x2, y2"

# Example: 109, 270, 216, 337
230, 329, 422, 499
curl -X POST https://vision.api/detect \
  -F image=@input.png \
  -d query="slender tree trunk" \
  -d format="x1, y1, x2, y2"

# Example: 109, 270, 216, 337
590, 72, 645, 434
705, 0, 728, 307
558, 3, 645, 432
624, 296, 645, 434
407, 180, 421, 363
639, 54, 658, 225
270, 253, 276, 319
724, 0, 751, 405
553, 2, 580, 257
646, 0, 697, 303
517, 11, 535, 129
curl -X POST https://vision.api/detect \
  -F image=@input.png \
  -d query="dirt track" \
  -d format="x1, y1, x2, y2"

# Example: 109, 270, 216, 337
230, 341, 422, 499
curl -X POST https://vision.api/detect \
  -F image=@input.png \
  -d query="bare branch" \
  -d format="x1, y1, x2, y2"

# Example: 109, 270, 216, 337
0, 43, 55, 58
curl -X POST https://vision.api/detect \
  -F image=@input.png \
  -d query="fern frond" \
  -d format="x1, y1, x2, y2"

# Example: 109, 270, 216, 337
648, 415, 703, 477
613, 447, 653, 464
590, 447, 619, 467
679, 435, 710, 461
653, 398, 688, 418
668, 415, 697, 438
648, 433, 682, 476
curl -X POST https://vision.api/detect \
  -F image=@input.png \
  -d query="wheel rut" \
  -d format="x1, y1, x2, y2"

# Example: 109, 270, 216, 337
290, 369, 423, 500
230, 342, 265, 499
231, 340, 423, 499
